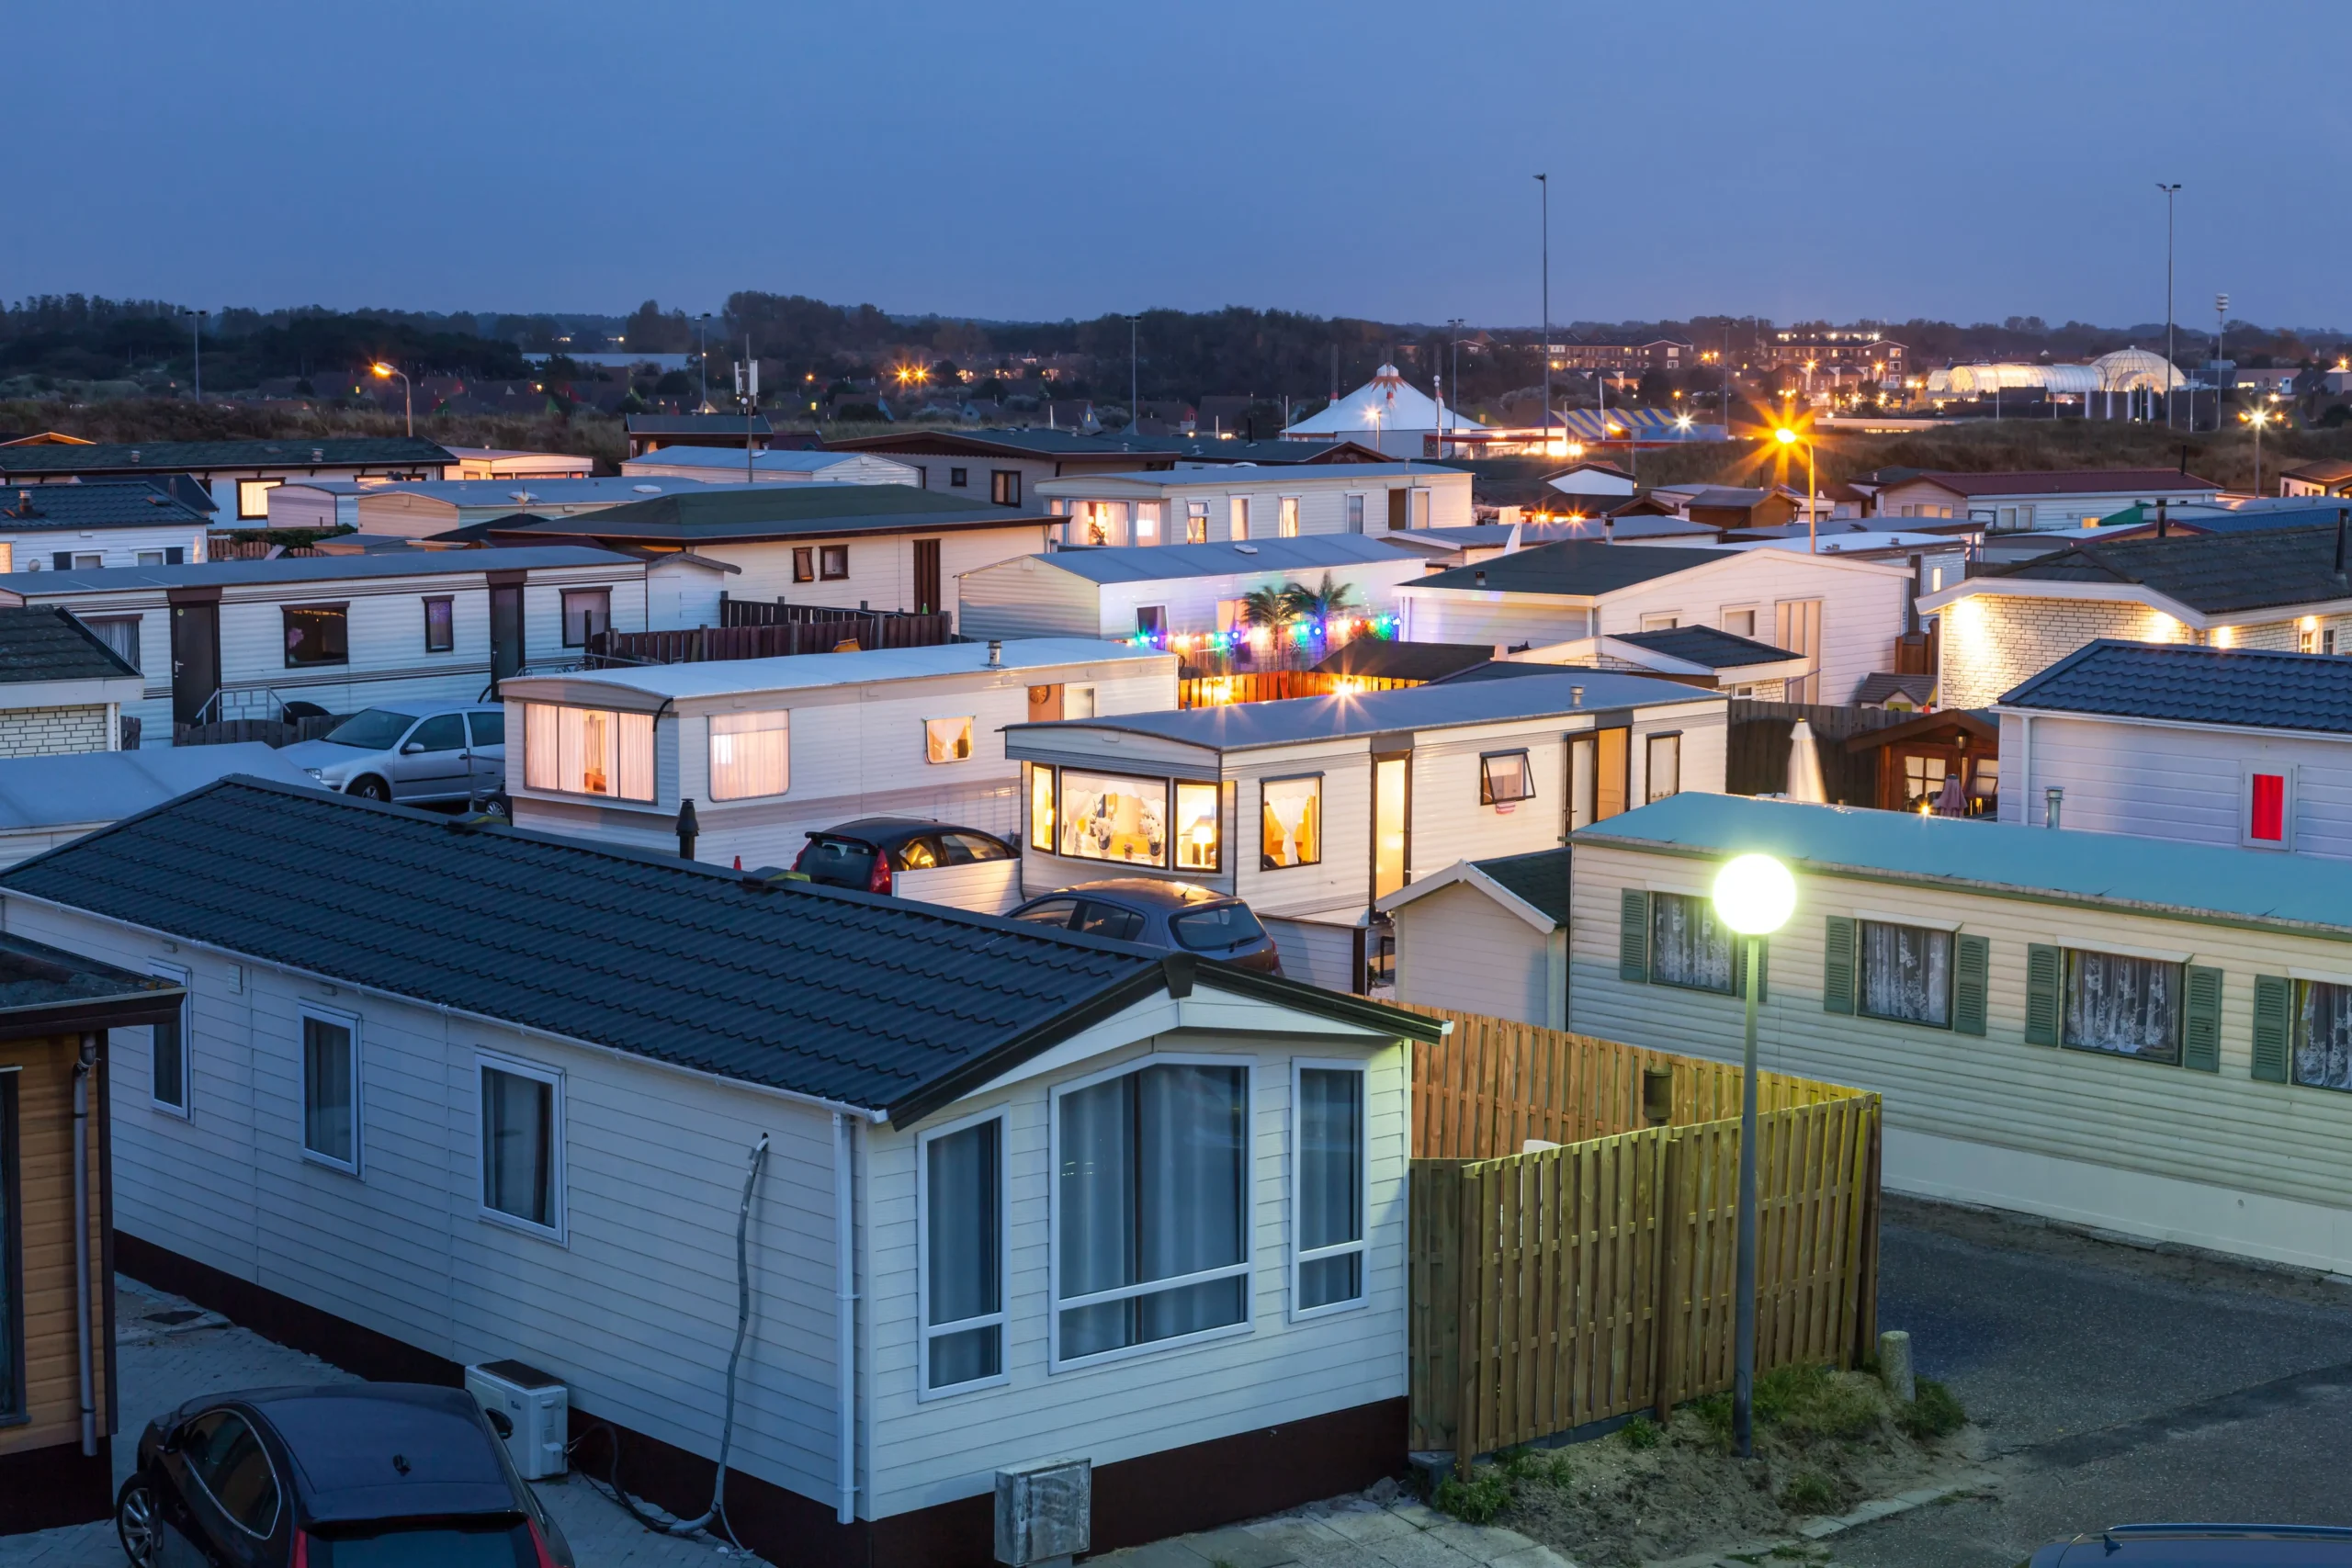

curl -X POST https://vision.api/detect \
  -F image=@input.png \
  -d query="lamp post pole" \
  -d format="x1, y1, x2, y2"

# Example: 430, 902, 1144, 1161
2213, 293, 2229, 435
1127, 315, 1141, 437
698, 312, 712, 411
1536, 173, 1553, 458
370, 363, 413, 436
1735, 928, 1762, 1458
2158, 183, 2181, 429
190, 310, 206, 401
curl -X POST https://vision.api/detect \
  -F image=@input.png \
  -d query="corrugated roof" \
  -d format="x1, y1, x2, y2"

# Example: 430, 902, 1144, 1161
0, 743, 312, 828
0, 605, 141, 682
625, 414, 775, 435
0, 778, 1439, 1119
504, 638, 1165, 701
1574, 792, 2352, 936
280, 478, 744, 505
0, 546, 631, 597
1904, 469, 2221, 498
0, 480, 210, 530
1311, 640, 1496, 681
1998, 638, 2352, 734
1612, 626, 1795, 669
827, 431, 1385, 465
1046, 463, 1464, 489
0, 438, 454, 475
1031, 536, 1421, 584
1012, 670, 1715, 753
1977, 524, 2352, 615
1414, 539, 1736, 596
1472, 847, 1572, 924
490, 485, 1048, 542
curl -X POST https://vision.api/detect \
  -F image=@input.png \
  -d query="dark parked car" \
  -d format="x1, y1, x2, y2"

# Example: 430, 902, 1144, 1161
792, 817, 1014, 895
2029, 1525, 2352, 1564
117, 1383, 574, 1567
1009, 878, 1283, 974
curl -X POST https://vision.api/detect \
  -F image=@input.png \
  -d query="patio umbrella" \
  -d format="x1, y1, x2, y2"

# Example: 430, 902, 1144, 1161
1786, 718, 1828, 803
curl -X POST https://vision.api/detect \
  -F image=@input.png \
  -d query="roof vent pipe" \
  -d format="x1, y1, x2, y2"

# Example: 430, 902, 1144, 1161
676, 797, 699, 862
1474, 569, 1487, 588
1571, 684, 1585, 708
987, 639, 1002, 669
2335, 507, 2347, 579
2044, 785, 2064, 830
2155, 498, 2167, 538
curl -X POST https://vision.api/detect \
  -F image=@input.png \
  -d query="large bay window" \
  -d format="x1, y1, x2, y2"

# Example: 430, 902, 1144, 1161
1260, 774, 1321, 869
1056, 1060, 1250, 1364
1059, 769, 1167, 866
921, 1112, 1005, 1393
708, 710, 789, 800
1294, 1064, 1366, 1315
523, 702, 655, 802
1174, 781, 1220, 871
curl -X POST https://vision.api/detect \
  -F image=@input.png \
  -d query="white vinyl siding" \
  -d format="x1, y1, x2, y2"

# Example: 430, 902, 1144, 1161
1391, 881, 1552, 1026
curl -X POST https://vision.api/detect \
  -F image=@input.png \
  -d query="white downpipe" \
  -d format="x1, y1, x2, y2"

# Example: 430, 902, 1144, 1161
73, 1032, 96, 1457
832, 1111, 858, 1527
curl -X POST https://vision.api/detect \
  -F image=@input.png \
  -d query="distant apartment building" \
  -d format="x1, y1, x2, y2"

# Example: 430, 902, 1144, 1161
1547, 335, 1693, 373
1763, 329, 1906, 388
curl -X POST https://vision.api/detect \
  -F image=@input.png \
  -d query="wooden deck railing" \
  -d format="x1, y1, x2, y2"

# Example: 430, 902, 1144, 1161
1403, 1007, 1881, 1471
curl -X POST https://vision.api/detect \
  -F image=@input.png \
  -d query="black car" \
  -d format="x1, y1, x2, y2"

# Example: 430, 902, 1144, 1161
117, 1383, 574, 1567
1009, 878, 1283, 974
792, 817, 1015, 895
2029, 1525, 2352, 1564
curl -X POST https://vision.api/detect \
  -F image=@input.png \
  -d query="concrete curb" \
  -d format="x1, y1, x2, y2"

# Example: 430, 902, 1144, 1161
1643, 1471, 2000, 1567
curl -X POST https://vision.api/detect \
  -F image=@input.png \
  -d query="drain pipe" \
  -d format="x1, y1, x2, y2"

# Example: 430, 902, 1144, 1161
833, 1111, 858, 1526
73, 1032, 96, 1457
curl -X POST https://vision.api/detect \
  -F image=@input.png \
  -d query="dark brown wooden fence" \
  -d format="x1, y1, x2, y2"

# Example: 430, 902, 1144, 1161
173, 715, 341, 748
1725, 699, 1909, 804
1176, 671, 1420, 707
588, 613, 952, 664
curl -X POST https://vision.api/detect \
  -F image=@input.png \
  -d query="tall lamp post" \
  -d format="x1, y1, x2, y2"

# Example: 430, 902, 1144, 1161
2245, 402, 2277, 496
1775, 423, 1817, 553
1712, 852, 1797, 1461
698, 312, 713, 411
370, 362, 413, 436
1535, 173, 1554, 458
2212, 292, 2229, 434
187, 309, 207, 401
2157, 183, 2181, 429
1126, 315, 1142, 438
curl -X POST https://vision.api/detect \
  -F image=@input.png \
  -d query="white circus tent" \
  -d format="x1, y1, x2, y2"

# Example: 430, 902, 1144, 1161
1283, 364, 1485, 457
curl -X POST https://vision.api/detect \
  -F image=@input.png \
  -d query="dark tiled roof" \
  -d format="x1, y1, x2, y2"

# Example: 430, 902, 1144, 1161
828, 430, 1386, 465
626, 414, 775, 435
1998, 638, 2352, 735
1904, 468, 2218, 498
1852, 672, 1937, 705
1978, 524, 2352, 615
1613, 626, 1795, 669
0, 606, 140, 682
0, 780, 1437, 1122
1471, 847, 1571, 925
0, 480, 210, 530
2282, 460, 2352, 486
1311, 640, 1496, 681
489, 484, 1052, 543
1416, 539, 1736, 595
0, 439, 453, 476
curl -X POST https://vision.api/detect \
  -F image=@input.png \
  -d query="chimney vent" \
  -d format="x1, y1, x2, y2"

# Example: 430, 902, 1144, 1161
987, 639, 1003, 669
1474, 569, 1488, 588
1571, 684, 1585, 708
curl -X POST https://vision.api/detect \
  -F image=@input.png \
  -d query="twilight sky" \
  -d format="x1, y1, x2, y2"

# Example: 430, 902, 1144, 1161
15, 0, 2349, 330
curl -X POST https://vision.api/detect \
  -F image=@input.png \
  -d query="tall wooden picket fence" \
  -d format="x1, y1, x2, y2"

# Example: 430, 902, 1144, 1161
1402, 1006, 1881, 1473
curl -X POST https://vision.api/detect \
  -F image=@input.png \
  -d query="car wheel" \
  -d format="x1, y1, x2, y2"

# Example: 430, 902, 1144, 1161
348, 776, 391, 802
116, 1477, 161, 1567
481, 793, 511, 820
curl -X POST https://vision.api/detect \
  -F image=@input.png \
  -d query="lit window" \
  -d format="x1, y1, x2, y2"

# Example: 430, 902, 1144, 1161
1174, 780, 1220, 870
922, 1114, 1004, 1392
300, 1010, 358, 1171
792, 547, 815, 583
1345, 494, 1365, 534
1260, 774, 1321, 868
1135, 502, 1160, 543
1645, 733, 1682, 802
1058, 769, 1167, 865
990, 470, 1022, 505
1186, 502, 1209, 545
1029, 763, 1056, 847
1479, 750, 1534, 806
923, 716, 975, 763
237, 479, 280, 519
522, 702, 656, 802
480, 1058, 560, 1234
1229, 496, 1250, 541
424, 596, 454, 653
1278, 497, 1300, 537
709, 710, 789, 800
1295, 1065, 1366, 1314
282, 604, 348, 668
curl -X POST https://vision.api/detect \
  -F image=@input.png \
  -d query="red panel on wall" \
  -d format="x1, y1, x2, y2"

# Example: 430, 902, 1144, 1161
2251, 773, 2287, 841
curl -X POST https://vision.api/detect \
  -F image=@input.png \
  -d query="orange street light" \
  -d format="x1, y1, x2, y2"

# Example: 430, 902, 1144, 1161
370, 361, 413, 436
1774, 425, 1818, 553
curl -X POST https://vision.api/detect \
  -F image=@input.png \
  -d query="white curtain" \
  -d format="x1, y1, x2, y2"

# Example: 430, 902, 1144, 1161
525, 703, 560, 791
481, 1067, 551, 1225
1650, 894, 1732, 992
1860, 922, 1951, 1027
925, 1120, 1001, 1386
1058, 1064, 1246, 1358
709, 711, 789, 800
2297, 981, 2352, 1091
2064, 952, 2178, 1061
1297, 1069, 1363, 1309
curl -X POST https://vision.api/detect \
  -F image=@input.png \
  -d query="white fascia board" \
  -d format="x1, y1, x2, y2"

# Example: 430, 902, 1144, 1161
1987, 702, 2352, 749
1914, 576, 2211, 626
1375, 858, 1559, 933
0, 675, 144, 709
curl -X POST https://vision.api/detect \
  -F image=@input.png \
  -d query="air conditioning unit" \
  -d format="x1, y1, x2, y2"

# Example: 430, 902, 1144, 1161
466, 1359, 569, 1481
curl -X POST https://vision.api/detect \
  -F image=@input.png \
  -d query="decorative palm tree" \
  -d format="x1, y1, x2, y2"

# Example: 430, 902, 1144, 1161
1238, 584, 1295, 628
1281, 572, 1363, 628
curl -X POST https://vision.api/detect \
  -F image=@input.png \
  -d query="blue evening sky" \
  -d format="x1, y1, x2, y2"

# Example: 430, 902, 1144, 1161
14, 0, 2349, 329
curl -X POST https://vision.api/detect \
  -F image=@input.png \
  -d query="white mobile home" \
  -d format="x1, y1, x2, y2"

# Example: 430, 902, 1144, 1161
1396, 539, 1915, 705
0, 481, 211, 573
1871, 468, 2221, 531
619, 446, 920, 487
265, 477, 738, 538
956, 536, 1435, 649
0, 778, 1445, 1565
500, 640, 1177, 871
0, 547, 646, 737
1994, 638, 2352, 856
1005, 670, 1725, 992
1569, 791, 2352, 1275
0, 436, 453, 524
1034, 463, 1473, 548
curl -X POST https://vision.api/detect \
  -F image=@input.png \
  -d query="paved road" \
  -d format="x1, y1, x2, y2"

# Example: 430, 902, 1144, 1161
1831, 1198, 2352, 1567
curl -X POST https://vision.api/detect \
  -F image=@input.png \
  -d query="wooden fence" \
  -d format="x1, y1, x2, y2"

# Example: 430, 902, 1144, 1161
1724, 698, 1909, 805
1177, 671, 1420, 707
173, 715, 341, 748
586, 613, 951, 664
1403, 1006, 1881, 1470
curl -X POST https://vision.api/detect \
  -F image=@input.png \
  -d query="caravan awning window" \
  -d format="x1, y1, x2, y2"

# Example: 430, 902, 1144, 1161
523, 702, 656, 803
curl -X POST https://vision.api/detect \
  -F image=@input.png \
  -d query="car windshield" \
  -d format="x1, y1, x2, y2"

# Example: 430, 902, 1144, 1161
1169, 902, 1265, 952
309, 1518, 532, 1566
322, 709, 419, 750
796, 837, 876, 884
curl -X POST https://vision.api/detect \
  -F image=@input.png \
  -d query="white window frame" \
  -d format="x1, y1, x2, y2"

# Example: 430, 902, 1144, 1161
474, 1050, 566, 1244
149, 962, 191, 1120
1046, 1052, 1256, 1373
297, 1002, 362, 1176
923, 715, 977, 764
1289, 1058, 1369, 1323
2241, 761, 2297, 852
915, 1105, 1010, 1399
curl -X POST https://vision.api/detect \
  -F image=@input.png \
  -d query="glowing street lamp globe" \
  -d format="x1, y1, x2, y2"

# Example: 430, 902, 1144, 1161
1713, 853, 1795, 936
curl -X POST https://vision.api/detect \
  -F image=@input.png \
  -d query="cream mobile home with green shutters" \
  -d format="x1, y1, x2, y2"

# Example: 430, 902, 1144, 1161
1569, 793, 2352, 1275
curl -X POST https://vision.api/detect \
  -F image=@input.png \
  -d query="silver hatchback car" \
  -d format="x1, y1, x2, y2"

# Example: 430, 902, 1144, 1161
280, 704, 508, 808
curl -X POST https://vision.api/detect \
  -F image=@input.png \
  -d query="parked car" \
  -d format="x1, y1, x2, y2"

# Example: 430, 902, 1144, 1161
792, 817, 1015, 894
1009, 878, 1283, 974
116, 1382, 574, 1567
2029, 1525, 2352, 1563
280, 704, 508, 809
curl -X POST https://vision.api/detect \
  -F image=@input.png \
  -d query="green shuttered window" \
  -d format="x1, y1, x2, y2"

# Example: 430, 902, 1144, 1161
1822, 916, 1855, 1015
2182, 965, 2222, 1074
2023, 944, 2062, 1046
1953, 934, 1989, 1036
2252, 975, 2291, 1083
1619, 889, 1649, 981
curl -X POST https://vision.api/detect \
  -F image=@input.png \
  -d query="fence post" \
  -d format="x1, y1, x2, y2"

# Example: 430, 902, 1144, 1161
1651, 1130, 1686, 1420
1849, 1100, 1883, 1368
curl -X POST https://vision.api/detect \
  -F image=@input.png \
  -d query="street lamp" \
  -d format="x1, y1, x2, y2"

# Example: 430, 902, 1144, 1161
2243, 403, 2278, 496
1775, 424, 1818, 553
1535, 172, 1554, 458
697, 312, 713, 411
1711, 852, 1796, 1462
370, 362, 413, 436
185, 309, 208, 401
2157, 183, 2181, 429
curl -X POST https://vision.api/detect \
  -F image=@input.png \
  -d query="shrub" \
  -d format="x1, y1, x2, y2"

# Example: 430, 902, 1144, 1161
1622, 1415, 1661, 1450
1897, 1378, 1967, 1440
1781, 1469, 1841, 1515
1432, 1468, 1513, 1525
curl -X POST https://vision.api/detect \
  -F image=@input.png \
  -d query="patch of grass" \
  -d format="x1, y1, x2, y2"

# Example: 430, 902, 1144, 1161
1781, 1469, 1842, 1516
1498, 1446, 1572, 1486
1431, 1467, 1513, 1525
1621, 1414, 1662, 1450
1758, 1363, 1883, 1443
1896, 1377, 1967, 1440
